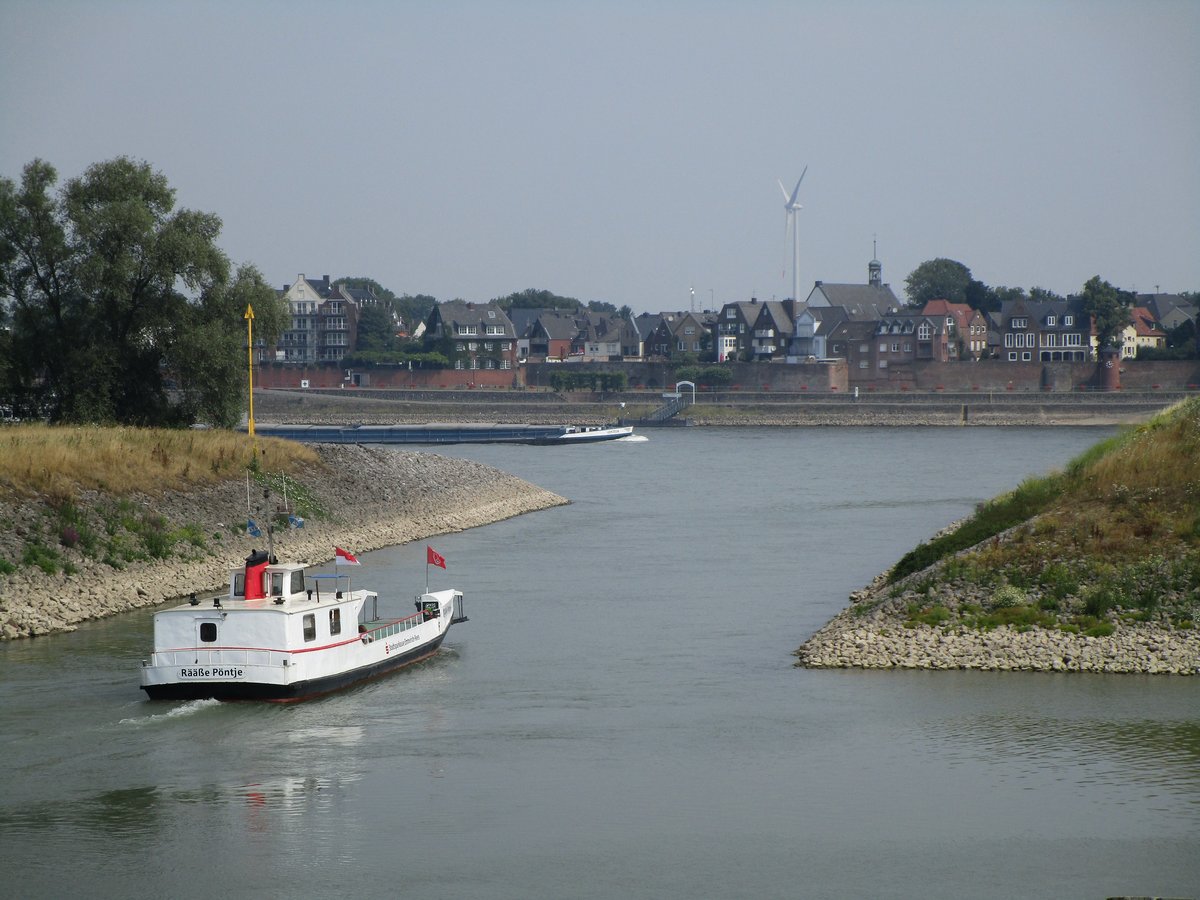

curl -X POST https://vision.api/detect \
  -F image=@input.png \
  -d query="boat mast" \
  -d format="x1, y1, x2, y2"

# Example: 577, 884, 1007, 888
244, 303, 256, 440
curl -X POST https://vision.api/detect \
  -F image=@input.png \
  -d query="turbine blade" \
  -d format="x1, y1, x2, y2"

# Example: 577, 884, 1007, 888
778, 179, 790, 202
788, 166, 807, 207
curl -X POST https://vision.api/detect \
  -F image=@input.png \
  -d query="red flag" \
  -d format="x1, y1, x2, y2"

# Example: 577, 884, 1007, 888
334, 546, 360, 566
426, 545, 446, 569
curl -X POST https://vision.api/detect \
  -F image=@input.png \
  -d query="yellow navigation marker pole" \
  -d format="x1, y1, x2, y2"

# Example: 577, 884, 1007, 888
244, 304, 256, 438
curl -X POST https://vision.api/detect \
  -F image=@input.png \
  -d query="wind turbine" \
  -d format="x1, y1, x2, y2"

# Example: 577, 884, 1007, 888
779, 166, 807, 305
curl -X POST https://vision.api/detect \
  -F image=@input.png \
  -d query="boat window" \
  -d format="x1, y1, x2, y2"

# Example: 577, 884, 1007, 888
290, 570, 305, 595
232, 573, 245, 597
200, 622, 217, 642
329, 608, 341, 636
302, 614, 316, 642
271, 572, 285, 596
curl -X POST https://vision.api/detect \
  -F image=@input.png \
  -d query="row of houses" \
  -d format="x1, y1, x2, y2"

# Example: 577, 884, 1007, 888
270, 268, 1196, 375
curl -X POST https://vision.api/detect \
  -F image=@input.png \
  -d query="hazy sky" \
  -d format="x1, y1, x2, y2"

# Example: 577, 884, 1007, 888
2, 1, 1197, 313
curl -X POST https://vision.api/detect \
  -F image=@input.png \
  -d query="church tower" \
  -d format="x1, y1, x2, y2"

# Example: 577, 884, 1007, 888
868, 238, 882, 287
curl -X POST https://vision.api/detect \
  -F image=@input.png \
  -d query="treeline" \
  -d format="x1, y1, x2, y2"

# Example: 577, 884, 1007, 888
0, 158, 288, 426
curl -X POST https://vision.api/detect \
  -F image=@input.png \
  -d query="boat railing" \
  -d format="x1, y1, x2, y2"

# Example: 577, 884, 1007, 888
149, 648, 285, 669
362, 612, 423, 642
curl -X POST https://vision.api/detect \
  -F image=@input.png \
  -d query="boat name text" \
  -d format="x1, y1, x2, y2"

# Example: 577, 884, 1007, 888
179, 667, 244, 679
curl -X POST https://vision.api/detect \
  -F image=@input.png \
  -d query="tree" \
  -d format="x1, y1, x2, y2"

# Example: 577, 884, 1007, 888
355, 303, 397, 352
395, 294, 437, 333
904, 258, 974, 306
1029, 286, 1065, 303
171, 264, 286, 427
493, 288, 582, 313
0, 157, 285, 426
1079, 276, 1132, 350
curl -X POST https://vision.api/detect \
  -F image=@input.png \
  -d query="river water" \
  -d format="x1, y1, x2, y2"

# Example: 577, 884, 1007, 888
2, 426, 1197, 899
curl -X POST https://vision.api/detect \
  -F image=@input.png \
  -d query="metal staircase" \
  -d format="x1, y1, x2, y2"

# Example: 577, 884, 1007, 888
646, 394, 692, 422
642, 381, 696, 424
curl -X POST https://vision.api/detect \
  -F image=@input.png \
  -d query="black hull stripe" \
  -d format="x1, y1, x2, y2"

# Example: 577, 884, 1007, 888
142, 630, 449, 703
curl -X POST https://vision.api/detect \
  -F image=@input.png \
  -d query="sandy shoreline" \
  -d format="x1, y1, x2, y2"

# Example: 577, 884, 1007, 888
0, 445, 567, 640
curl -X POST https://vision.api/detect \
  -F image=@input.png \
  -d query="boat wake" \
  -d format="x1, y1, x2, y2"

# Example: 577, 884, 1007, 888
616, 434, 649, 442
120, 698, 222, 726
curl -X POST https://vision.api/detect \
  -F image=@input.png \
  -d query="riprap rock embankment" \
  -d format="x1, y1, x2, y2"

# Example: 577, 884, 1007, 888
0, 445, 567, 640
796, 576, 1199, 675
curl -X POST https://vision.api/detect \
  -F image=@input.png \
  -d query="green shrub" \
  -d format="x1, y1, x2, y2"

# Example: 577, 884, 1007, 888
104, 534, 142, 566
1084, 585, 1119, 618
22, 543, 60, 575
140, 516, 174, 559
990, 584, 1025, 609
175, 523, 208, 549
1041, 562, 1080, 601
974, 605, 1054, 631
907, 605, 951, 627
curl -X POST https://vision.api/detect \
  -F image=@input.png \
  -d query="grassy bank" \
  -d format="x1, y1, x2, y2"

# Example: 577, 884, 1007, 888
0, 425, 323, 578
867, 397, 1200, 635
0, 431, 569, 639
0, 424, 319, 497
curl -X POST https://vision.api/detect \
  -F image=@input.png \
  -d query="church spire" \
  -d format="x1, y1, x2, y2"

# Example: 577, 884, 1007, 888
868, 236, 882, 287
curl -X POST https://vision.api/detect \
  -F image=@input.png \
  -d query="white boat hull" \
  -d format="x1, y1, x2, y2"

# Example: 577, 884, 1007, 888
535, 425, 634, 444
140, 587, 462, 702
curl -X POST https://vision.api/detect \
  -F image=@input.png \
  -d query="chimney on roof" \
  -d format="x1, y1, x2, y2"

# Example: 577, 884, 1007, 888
814, 280, 822, 287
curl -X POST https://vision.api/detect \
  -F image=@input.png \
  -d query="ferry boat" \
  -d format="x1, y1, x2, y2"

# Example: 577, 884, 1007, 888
139, 549, 465, 702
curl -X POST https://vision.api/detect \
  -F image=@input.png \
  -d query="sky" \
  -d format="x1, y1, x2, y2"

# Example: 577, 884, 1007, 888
1, 0, 1197, 314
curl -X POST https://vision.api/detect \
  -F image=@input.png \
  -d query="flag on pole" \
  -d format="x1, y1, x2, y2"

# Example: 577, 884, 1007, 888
426, 546, 446, 569
334, 546, 361, 566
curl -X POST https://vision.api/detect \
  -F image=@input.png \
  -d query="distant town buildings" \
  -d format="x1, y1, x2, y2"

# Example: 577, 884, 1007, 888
261, 264, 1197, 389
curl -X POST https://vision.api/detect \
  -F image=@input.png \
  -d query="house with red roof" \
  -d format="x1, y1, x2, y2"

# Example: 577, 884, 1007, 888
1121, 307, 1167, 359
921, 299, 989, 360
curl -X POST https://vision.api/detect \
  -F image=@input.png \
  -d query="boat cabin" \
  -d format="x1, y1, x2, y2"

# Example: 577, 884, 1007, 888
154, 551, 378, 658
229, 549, 354, 606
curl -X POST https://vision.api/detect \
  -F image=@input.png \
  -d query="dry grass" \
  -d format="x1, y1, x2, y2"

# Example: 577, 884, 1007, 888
889, 397, 1200, 629
0, 424, 322, 498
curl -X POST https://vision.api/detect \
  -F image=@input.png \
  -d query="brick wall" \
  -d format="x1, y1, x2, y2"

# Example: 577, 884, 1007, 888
253, 358, 1200, 394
